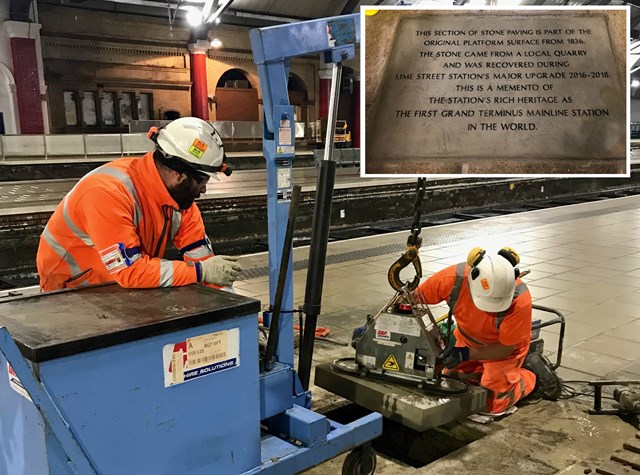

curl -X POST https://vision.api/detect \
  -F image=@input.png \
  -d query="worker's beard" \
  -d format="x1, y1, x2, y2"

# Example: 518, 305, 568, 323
169, 178, 199, 210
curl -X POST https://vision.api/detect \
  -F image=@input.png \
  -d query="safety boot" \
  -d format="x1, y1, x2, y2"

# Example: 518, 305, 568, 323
523, 351, 562, 401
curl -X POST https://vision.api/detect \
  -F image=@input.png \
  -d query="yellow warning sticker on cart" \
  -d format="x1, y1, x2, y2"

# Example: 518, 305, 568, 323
188, 138, 208, 159
382, 354, 400, 371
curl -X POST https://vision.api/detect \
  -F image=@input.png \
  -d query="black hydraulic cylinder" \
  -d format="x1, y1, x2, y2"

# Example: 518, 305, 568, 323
298, 159, 336, 391
263, 185, 301, 371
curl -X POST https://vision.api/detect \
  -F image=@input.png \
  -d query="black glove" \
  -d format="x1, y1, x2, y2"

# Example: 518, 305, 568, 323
441, 346, 470, 369
351, 324, 368, 349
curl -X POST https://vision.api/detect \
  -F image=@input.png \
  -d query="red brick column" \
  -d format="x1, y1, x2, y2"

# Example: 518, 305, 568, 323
7, 23, 44, 134
318, 69, 332, 120
188, 40, 209, 120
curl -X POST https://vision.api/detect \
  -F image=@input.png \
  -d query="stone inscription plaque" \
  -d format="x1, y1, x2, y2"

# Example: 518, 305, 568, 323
365, 12, 626, 173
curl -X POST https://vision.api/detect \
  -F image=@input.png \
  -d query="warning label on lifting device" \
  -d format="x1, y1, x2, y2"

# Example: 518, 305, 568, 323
382, 354, 400, 371
7, 363, 31, 401
162, 328, 240, 387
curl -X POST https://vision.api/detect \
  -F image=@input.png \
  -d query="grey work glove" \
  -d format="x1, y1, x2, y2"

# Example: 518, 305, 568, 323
200, 255, 242, 287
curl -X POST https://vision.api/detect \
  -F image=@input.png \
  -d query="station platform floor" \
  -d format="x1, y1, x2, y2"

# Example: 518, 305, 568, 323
234, 194, 640, 474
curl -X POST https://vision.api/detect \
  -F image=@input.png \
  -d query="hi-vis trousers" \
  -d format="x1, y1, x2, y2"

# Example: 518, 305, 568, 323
446, 353, 536, 414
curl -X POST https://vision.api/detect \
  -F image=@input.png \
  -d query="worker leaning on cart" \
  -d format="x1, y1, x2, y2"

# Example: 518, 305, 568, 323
413, 247, 561, 415
36, 117, 242, 292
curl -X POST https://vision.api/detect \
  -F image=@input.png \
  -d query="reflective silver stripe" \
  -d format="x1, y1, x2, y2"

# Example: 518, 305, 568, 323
42, 225, 82, 276
56, 167, 102, 247
62, 197, 94, 246
457, 324, 487, 346
446, 262, 467, 312
514, 282, 528, 298
170, 211, 182, 242
159, 259, 174, 287
495, 282, 529, 330
496, 388, 516, 405
518, 378, 526, 398
184, 246, 214, 260
94, 167, 143, 228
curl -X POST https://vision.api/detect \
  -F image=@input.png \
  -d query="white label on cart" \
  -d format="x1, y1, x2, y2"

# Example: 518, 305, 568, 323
356, 354, 376, 368
405, 351, 415, 370
375, 314, 421, 338
278, 127, 292, 146
375, 329, 390, 341
7, 363, 31, 401
162, 328, 240, 387
277, 167, 290, 189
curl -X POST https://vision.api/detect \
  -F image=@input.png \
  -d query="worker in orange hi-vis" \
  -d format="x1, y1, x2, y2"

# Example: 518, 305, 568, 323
413, 247, 561, 415
36, 117, 242, 292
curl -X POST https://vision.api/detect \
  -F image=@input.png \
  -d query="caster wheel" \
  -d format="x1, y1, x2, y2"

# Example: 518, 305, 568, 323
342, 445, 377, 475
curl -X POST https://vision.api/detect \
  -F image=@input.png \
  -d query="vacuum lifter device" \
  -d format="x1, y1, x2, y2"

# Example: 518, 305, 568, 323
0, 13, 381, 475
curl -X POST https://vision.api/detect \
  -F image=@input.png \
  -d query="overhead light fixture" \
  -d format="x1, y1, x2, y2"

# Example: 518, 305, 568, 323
211, 38, 223, 48
186, 8, 203, 26
205, 0, 233, 24
215, 17, 221, 24
632, 79, 640, 88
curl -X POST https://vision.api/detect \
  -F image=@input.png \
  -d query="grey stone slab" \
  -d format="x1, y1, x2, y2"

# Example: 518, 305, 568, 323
604, 321, 640, 343
556, 365, 600, 382
554, 283, 638, 304
569, 265, 624, 278
534, 295, 596, 313
529, 262, 578, 275
529, 277, 584, 291
365, 11, 625, 175
546, 257, 588, 268
574, 335, 640, 361
603, 274, 640, 289
560, 347, 631, 377
540, 331, 584, 359
593, 257, 640, 272
527, 284, 564, 300
314, 363, 487, 432
564, 304, 638, 330
618, 359, 640, 376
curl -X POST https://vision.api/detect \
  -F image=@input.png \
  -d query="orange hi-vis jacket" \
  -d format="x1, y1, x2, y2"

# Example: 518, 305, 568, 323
417, 262, 532, 354
37, 151, 215, 291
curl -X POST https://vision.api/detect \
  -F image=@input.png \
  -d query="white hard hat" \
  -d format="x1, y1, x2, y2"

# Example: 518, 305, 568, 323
468, 253, 516, 313
149, 117, 230, 178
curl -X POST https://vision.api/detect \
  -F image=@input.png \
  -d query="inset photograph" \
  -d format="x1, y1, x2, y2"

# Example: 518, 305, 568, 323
363, 8, 628, 176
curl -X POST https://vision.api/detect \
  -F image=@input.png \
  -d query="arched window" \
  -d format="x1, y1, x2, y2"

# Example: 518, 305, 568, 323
215, 69, 258, 121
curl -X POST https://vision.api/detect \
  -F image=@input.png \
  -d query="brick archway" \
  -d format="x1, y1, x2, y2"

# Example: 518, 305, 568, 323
215, 69, 258, 121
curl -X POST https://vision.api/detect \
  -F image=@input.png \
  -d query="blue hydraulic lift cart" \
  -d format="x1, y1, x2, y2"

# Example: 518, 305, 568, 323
0, 12, 382, 475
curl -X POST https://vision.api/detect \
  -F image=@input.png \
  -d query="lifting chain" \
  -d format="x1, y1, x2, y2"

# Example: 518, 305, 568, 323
387, 178, 427, 291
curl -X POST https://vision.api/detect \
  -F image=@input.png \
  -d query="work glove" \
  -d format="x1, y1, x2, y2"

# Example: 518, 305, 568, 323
441, 346, 470, 370
351, 324, 368, 349
199, 255, 243, 287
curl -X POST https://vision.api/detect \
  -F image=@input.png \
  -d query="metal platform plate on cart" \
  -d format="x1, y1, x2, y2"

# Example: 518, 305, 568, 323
315, 363, 487, 432
0, 284, 260, 362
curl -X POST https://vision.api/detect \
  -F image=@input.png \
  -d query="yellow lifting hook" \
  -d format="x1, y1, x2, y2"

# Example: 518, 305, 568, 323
387, 236, 423, 292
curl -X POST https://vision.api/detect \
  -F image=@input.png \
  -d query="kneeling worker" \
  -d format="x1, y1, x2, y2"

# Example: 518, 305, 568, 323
414, 247, 560, 415
37, 117, 242, 291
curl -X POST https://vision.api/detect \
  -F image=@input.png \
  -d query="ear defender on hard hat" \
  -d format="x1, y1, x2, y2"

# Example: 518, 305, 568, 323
498, 246, 521, 278
467, 247, 486, 280
468, 246, 521, 279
